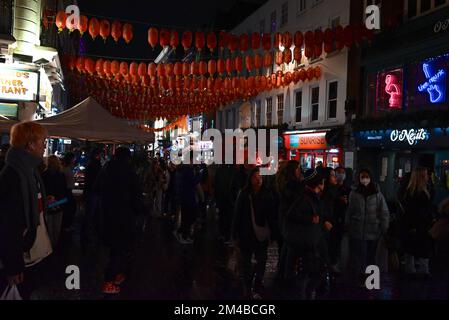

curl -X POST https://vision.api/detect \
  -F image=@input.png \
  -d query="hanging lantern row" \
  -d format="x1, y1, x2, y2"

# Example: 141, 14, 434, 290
55, 11, 134, 43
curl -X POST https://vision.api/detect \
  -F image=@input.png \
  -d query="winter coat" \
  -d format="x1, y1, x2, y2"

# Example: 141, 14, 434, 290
95, 158, 145, 249
278, 180, 304, 238
345, 187, 390, 241
83, 159, 102, 200
42, 168, 67, 201
175, 165, 200, 207
232, 187, 276, 248
401, 190, 434, 258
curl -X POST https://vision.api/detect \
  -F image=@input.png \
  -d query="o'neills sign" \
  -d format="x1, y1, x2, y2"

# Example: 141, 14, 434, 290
390, 128, 429, 146
0, 68, 39, 102
285, 132, 328, 150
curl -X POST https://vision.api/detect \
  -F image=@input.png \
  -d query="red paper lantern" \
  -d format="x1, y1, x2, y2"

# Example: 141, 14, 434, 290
89, 18, 100, 40
157, 64, 166, 77
218, 31, 229, 51
264, 51, 273, 69
315, 45, 322, 57
251, 32, 261, 50
299, 69, 307, 81
262, 33, 271, 51
245, 55, 254, 72
95, 59, 104, 76
274, 32, 282, 48
195, 31, 205, 51
165, 63, 174, 77
217, 59, 225, 75
207, 32, 217, 52
294, 47, 302, 63
120, 62, 129, 76
254, 54, 262, 70
129, 62, 138, 77
182, 31, 193, 51
235, 56, 243, 74
103, 60, 112, 76
283, 32, 293, 48
55, 11, 67, 32
228, 34, 239, 52
100, 20, 110, 41
111, 21, 122, 42
293, 70, 300, 84
226, 58, 235, 75
284, 48, 292, 64
111, 60, 120, 75
294, 31, 303, 48
148, 27, 158, 48
148, 63, 157, 77
84, 58, 95, 74
160, 28, 170, 48
208, 60, 216, 76
304, 46, 314, 59
123, 23, 133, 43
138, 62, 147, 78
170, 30, 179, 50
284, 72, 292, 86
182, 62, 190, 77
275, 50, 283, 66
190, 61, 199, 76
239, 34, 249, 52
304, 31, 314, 47
314, 66, 322, 79
76, 57, 85, 73
314, 29, 324, 47
174, 62, 183, 77
307, 68, 315, 81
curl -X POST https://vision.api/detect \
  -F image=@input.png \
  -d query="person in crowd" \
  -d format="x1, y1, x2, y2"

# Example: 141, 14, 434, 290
81, 148, 103, 252
0, 122, 53, 300
400, 167, 434, 276
0, 143, 11, 171
61, 152, 77, 232
214, 164, 236, 244
345, 169, 389, 285
232, 167, 276, 299
283, 169, 332, 300
174, 162, 200, 244
95, 147, 145, 294
42, 155, 67, 249
329, 167, 351, 273
277, 161, 304, 283
165, 162, 178, 220
159, 160, 170, 218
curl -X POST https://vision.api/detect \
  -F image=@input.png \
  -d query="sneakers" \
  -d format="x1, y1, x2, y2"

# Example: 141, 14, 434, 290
114, 274, 127, 286
102, 282, 120, 294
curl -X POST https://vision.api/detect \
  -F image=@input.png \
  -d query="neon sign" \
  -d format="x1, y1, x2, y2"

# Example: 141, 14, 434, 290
390, 128, 429, 146
418, 63, 446, 103
385, 74, 402, 108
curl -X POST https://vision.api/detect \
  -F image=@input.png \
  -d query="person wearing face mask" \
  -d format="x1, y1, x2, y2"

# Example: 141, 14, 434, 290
283, 169, 332, 300
345, 169, 390, 285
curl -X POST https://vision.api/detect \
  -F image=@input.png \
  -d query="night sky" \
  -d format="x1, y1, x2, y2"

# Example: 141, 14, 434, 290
75, 0, 267, 62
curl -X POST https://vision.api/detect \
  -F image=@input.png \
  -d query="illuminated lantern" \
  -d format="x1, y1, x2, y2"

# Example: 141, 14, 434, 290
95, 59, 104, 76
254, 54, 262, 71
89, 18, 100, 40
143, 75, 151, 87
207, 32, 217, 53
294, 31, 303, 48
315, 44, 322, 57
129, 62, 138, 77
148, 27, 158, 49
266, 76, 272, 91
314, 66, 322, 79
304, 31, 314, 47
232, 77, 239, 90
284, 48, 292, 64
217, 59, 225, 76
307, 68, 315, 81
324, 28, 335, 53
148, 63, 157, 77
294, 47, 302, 63
100, 20, 110, 41
299, 68, 307, 81
85, 58, 95, 74
284, 72, 292, 86
314, 29, 324, 47
165, 63, 174, 77
273, 32, 281, 49
344, 25, 354, 47
226, 58, 235, 75
120, 62, 129, 76
157, 63, 166, 77
264, 51, 273, 69
224, 77, 232, 92
174, 62, 183, 77
208, 60, 216, 75
283, 32, 293, 48
275, 50, 283, 66
207, 77, 214, 91
111, 21, 122, 42
182, 31, 193, 51
262, 33, 271, 51
251, 32, 261, 50
247, 76, 255, 91
293, 70, 300, 84
245, 55, 254, 72
123, 23, 133, 43
170, 30, 179, 50
239, 34, 249, 52
111, 60, 120, 75
271, 73, 277, 87
190, 61, 200, 76
160, 76, 169, 91
214, 78, 222, 91
182, 62, 190, 77
235, 55, 243, 74
228, 34, 239, 52
335, 25, 344, 50
195, 31, 205, 52
55, 11, 67, 32
260, 75, 267, 91
103, 60, 112, 76
199, 76, 207, 91
160, 28, 170, 48
305, 46, 314, 59
218, 31, 229, 51
276, 71, 283, 88
76, 57, 85, 73
191, 77, 199, 90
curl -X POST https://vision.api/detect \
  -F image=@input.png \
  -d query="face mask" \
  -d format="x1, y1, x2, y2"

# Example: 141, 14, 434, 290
360, 178, 371, 186
336, 173, 346, 183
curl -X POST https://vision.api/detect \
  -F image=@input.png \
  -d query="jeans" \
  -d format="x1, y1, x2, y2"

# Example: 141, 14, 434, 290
239, 241, 268, 293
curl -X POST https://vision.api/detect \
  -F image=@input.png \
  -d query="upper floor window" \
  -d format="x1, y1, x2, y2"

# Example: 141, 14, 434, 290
406, 0, 448, 19
0, 0, 14, 35
295, 91, 303, 123
311, 86, 320, 122
277, 94, 284, 125
270, 11, 277, 32
327, 81, 338, 119
298, 0, 307, 13
266, 97, 273, 126
281, 2, 289, 27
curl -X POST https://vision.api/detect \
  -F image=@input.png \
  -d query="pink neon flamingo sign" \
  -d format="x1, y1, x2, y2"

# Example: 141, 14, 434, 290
385, 74, 402, 108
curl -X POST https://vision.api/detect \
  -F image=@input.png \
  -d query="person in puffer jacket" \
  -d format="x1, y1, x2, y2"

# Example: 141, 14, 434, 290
345, 168, 389, 281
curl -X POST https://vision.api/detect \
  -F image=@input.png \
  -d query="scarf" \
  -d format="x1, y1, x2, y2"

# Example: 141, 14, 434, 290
5, 147, 46, 231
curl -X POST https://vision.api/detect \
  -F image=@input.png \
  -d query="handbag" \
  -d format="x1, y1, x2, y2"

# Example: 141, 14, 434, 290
0, 285, 22, 300
23, 212, 53, 267
249, 195, 270, 242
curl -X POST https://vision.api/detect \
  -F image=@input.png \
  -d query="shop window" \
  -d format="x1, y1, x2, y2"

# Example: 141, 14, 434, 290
277, 94, 284, 125
311, 87, 319, 122
295, 91, 303, 123
281, 2, 288, 27
266, 97, 273, 126
327, 81, 338, 119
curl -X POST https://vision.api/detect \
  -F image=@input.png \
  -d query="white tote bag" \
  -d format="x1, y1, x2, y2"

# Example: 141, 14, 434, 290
0, 285, 23, 300
23, 212, 53, 267
249, 196, 270, 242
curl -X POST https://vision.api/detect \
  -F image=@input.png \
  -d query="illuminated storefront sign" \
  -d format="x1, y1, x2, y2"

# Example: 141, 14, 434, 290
0, 68, 39, 101
390, 128, 429, 146
418, 63, 446, 104
376, 68, 403, 110
285, 132, 327, 150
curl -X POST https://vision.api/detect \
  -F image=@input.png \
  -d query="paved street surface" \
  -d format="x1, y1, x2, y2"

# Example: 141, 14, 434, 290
31, 205, 449, 300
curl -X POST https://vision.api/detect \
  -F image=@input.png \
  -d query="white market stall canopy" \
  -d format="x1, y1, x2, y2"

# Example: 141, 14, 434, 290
0, 97, 154, 143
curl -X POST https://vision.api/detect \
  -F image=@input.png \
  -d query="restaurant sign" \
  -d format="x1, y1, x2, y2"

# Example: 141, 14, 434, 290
0, 68, 39, 102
